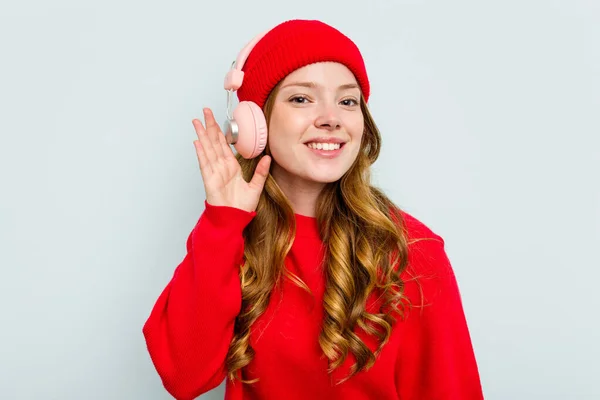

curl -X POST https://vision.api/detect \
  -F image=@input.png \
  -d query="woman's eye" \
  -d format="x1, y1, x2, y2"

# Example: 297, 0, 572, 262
290, 96, 309, 104
341, 98, 358, 106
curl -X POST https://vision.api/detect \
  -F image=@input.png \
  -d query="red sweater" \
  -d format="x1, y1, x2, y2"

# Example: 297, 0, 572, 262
143, 202, 483, 400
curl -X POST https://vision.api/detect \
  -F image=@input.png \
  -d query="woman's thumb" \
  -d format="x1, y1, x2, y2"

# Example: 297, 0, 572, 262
249, 155, 271, 190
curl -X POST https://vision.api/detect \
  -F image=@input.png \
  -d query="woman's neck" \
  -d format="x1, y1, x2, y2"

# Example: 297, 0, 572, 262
271, 166, 325, 218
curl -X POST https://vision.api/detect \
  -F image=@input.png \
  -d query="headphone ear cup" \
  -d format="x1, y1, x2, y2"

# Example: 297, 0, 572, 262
232, 101, 268, 159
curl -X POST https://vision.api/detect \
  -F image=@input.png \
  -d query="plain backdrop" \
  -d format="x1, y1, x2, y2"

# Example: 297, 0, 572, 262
1, 0, 598, 399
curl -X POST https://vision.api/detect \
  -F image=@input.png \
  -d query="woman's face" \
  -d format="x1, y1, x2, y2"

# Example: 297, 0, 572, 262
267, 62, 364, 186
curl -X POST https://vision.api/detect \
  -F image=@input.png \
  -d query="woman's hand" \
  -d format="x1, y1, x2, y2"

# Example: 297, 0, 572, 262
192, 108, 271, 213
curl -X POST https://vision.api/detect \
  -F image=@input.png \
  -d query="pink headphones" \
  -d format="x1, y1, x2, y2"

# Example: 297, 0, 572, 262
223, 31, 270, 159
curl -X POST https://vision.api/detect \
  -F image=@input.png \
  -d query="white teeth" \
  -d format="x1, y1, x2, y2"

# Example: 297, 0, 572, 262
307, 142, 341, 150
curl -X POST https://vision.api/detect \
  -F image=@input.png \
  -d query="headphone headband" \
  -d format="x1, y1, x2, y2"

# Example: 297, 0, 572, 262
224, 30, 269, 92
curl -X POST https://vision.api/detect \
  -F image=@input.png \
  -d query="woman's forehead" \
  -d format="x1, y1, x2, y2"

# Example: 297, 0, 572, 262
280, 62, 359, 87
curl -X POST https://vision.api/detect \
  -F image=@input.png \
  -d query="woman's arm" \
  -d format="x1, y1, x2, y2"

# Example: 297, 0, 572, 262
395, 220, 484, 399
142, 201, 255, 400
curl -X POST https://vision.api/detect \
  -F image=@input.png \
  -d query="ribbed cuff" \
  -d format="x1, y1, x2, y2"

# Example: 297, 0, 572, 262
200, 200, 256, 231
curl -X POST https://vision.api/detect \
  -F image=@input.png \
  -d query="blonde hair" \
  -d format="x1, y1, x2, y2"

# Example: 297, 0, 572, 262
224, 80, 411, 384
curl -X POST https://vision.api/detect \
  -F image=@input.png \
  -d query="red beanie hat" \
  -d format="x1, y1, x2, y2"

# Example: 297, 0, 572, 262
236, 19, 370, 109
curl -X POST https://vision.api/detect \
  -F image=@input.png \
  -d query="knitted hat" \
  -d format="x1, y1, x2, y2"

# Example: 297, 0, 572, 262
236, 19, 370, 109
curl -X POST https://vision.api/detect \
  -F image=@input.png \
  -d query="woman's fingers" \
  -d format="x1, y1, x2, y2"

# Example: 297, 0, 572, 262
203, 108, 242, 180
193, 140, 212, 178
215, 116, 236, 161
203, 108, 226, 160
191, 110, 268, 212
192, 118, 218, 167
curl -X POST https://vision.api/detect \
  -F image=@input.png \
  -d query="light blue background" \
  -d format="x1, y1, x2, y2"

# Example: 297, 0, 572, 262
1, 0, 598, 399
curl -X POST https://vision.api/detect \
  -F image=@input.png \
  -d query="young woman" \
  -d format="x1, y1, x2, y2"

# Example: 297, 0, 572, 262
143, 19, 484, 400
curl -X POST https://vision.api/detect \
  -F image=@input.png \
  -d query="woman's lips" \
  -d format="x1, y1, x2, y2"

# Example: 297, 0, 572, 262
304, 143, 345, 158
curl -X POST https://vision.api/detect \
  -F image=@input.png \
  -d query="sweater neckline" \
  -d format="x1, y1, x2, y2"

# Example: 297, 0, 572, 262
294, 213, 321, 239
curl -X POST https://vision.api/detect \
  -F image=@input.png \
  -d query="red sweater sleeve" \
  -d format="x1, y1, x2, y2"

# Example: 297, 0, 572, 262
396, 229, 484, 399
142, 201, 256, 400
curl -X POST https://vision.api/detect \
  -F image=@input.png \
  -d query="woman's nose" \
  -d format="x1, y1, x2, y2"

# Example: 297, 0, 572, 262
314, 103, 342, 131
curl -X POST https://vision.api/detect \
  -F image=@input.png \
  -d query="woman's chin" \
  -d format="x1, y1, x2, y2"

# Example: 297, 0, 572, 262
304, 168, 346, 184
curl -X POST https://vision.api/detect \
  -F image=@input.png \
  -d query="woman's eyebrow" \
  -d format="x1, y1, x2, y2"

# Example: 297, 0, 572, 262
280, 81, 360, 91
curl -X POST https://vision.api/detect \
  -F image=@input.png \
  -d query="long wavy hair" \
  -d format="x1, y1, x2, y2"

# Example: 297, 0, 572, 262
224, 80, 411, 385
